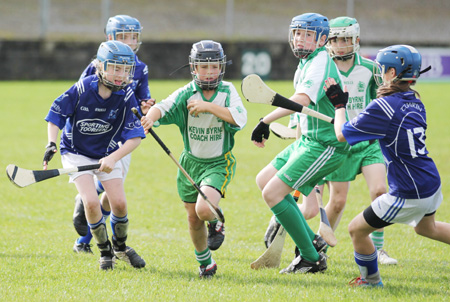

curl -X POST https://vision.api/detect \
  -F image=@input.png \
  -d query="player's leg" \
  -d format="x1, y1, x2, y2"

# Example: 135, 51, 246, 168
196, 186, 225, 251
262, 176, 326, 273
184, 201, 217, 278
102, 177, 145, 269
72, 178, 106, 254
324, 181, 350, 230
414, 214, 450, 244
348, 211, 383, 287
362, 162, 398, 265
73, 174, 114, 270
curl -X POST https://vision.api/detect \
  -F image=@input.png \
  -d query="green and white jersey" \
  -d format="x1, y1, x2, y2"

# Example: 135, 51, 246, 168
341, 53, 377, 120
293, 46, 349, 151
155, 81, 247, 159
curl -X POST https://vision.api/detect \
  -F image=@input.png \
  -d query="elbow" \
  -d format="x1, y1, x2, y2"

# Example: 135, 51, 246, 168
337, 133, 347, 142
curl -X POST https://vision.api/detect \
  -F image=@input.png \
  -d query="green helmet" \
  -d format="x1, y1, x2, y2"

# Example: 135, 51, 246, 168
327, 17, 360, 61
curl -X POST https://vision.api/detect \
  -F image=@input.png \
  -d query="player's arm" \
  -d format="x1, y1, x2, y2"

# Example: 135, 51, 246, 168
252, 93, 310, 147
43, 122, 60, 170
99, 137, 141, 173
323, 78, 348, 142
141, 106, 162, 133
187, 101, 236, 125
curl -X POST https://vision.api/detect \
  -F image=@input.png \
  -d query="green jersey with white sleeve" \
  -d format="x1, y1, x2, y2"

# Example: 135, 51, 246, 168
293, 46, 350, 151
341, 53, 378, 120
154, 81, 247, 159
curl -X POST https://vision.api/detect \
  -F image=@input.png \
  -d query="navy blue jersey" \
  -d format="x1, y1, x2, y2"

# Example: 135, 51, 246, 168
45, 75, 145, 159
342, 91, 440, 199
80, 54, 151, 101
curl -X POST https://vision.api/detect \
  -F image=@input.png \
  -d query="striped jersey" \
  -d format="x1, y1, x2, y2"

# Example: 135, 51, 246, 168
293, 46, 350, 151
45, 75, 145, 159
155, 81, 247, 159
342, 91, 440, 199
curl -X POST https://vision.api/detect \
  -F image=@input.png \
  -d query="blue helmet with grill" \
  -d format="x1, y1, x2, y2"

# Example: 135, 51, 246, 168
375, 45, 422, 84
105, 15, 142, 53
96, 40, 136, 92
289, 13, 329, 59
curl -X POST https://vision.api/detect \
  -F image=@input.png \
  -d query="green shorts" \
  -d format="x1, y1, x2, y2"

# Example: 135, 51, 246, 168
177, 150, 236, 203
325, 140, 384, 182
271, 136, 348, 196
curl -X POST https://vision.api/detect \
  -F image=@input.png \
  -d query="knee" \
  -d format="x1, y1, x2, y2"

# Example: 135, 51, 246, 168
255, 171, 268, 191
348, 220, 359, 239
300, 204, 319, 220
329, 197, 346, 213
187, 212, 203, 230
370, 186, 386, 200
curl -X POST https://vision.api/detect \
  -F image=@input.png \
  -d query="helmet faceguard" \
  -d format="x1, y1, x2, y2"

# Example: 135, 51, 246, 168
289, 13, 329, 59
105, 15, 142, 53
374, 45, 422, 86
96, 41, 136, 92
189, 40, 226, 90
327, 17, 360, 61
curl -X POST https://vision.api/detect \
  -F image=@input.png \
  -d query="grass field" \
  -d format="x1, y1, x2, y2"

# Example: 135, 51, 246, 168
1, 80, 449, 301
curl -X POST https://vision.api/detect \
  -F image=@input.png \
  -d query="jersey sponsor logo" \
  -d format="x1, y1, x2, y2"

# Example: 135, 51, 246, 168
76, 119, 112, 135
51, 103, 62, 113
303, 79, 313, 89
80, 106, 89, 112
108, 109, 119, 119
401, 102, 423, 112
357, 81, 365, 92
95, 108, 106, 112
348, 96, 364, 110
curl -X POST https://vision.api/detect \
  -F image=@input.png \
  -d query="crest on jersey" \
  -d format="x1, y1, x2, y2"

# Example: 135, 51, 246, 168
357, 81, 365, 92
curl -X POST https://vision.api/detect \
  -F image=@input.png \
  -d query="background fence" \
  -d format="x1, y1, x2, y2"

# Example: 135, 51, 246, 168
1, 0, 450, 80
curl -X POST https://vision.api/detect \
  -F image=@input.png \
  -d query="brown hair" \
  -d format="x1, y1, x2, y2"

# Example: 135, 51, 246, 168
376, 68, 421, 99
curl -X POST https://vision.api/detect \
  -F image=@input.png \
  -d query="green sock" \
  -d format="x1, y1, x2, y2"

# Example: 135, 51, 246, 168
285, 193, 316, 241
195, 247, 212, 266
370, 231, 384, 250
271, 196, 319, 262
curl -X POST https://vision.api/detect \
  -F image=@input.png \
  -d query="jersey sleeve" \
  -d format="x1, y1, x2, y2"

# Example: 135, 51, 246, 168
121, 94, 146, 141
225, 84, 247, 132
44, 82, 80, 129
79, 63, 97, 80
134, 64, 151, 101
342, 97, 392, 145
155, 86, 190, 128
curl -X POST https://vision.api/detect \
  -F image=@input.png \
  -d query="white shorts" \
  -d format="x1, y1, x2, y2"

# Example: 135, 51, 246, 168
61, 153, 123, 183
371, 186, 443, 227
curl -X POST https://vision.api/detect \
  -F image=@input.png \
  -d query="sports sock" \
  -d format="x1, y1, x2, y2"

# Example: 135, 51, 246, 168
110, 214, 128, 238
96, 180, 105, 195
369, 231, 384, 250
285, 193, 315, 241
354, 250, 381, 284
271, 195, 319, 262
195, 247, 212, 266
77, 230, 93, 244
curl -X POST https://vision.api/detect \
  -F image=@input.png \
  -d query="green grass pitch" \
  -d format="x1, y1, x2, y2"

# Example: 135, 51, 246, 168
1, 80, 449, 301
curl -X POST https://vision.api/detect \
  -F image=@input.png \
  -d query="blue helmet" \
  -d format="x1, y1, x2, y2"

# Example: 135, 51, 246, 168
105, 15, 142, 53
375, 45, 422, 84
289, 13, 329, 58
96, 40, 136, 92
189, 40, 227, 90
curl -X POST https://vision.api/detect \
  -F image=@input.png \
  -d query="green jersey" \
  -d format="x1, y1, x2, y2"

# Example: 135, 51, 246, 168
293, 46, 350, 151
341, 53, 378, 120
155, 81, 247, 159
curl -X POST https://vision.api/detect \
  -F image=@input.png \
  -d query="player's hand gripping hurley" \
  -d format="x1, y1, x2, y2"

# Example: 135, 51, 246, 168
132, 108, 225, 223
241, 74, 334, 124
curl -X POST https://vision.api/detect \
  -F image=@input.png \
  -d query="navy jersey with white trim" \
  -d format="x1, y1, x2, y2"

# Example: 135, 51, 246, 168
45, 75, 145, 159
342, 91, 440, 199
80, 54, 151, 101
